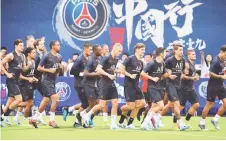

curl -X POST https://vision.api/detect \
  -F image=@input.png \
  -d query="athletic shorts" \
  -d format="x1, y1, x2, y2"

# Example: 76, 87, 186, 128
124, 86, 144, 102
19, 83, 34, 101
6, 78, 21, 97
207, 86, 226, 102
148, 88, 164, 103
166, 85, 181, 102
74, 86, 89, 109
83, 83, 99, 100
180, 88, 199, 106
99, 83, 118, 100
40, 80, 56, 97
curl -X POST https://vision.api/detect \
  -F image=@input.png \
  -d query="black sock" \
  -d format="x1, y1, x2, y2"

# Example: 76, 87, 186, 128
141, 112, 148, 124
119, 115, 126, 124
127, 110, 131, 116
173, 116, 177, 123
1, 117, 3, 121
185, 113, 192, 121
91, 114, 95, 120
4, 108, 13, 116
29, 111, 32, 117
77, 112, 81, 117
127, 118, 134, 125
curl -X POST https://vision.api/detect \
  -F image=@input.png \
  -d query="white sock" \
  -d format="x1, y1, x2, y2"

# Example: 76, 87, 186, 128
49, 112, 55, 122
103, 112, 108, 122
87, 110, 94, 118
32, 111, 41, 120
200, 118, 205, 125
15, 111, 21, 119
213, 114, 220, 122
111, 115, 117, 125
80, 110, 87, 118
157, 113, 161, 119
177, 119, 183, 125
68, 106, 75, 113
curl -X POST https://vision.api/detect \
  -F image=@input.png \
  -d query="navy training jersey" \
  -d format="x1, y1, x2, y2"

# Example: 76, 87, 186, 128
143, 59, 166, 89
181, 60, 196, 90
70, 54, 88, 87
8, 51, 25, 80
208, 56, 225, 89
40, 52, 62, 82
34, 50, 44, 79
165, 56, 185, 87
99, 54, 119, 86
83, 54, 99, 86
19, 59, 35, 85
122, 55, 143, 87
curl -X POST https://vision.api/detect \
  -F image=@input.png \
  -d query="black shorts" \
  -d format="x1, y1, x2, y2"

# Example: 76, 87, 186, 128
99, 84, 118, 100
74, 86, 89, 109
33, 80, 43, 94
180, 88, 199, 106
40, 80, 56, 97
6, 78, 21, 97
207, 86, 226, 102
148, 88, 164, 103
166, 85, 181, 102
124, 86, 144, 102
20, 83, 34, 101
84, 84, 99, 100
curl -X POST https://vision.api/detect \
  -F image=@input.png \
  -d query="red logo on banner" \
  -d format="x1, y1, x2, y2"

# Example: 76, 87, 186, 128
109, 27, 125, 50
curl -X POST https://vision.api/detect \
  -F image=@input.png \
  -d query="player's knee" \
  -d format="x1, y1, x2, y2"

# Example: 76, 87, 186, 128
139, 101, 146, 108
128, 103, 135, 110
112, 100, 118, 107
193, 103, 199, 109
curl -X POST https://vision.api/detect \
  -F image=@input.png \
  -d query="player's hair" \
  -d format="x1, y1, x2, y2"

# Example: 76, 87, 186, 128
122, 52, 129, 57
1, 46, 7, 51
83, 42, 92, 50
101, 44, 108, 48
134, 43, 145, 53
173, 44, 183, 50
73, 53, 79, 56
145, 53, 152, 57
26, 35, 34, 41
24, 47, 34, 57
93, 44, 100, 52
49, 40, 58, 49
220, 45, 226, 52
155, 47, 165, 56
14, 39, 23, 46
186, 48, 195, 56
34, 39, 42, 49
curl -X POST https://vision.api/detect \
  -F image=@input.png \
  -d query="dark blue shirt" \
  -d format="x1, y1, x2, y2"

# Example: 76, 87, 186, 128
122, 55, 143, 87
83, 54, 99, 86
34, 51, 44, 79
165, 56, 185, 87
70, 54, 88, 87
181, 60, 196, 90
208, 56, 225, 89
99, 54, 119, 86
40, 52, 62, 82
143, 59, 166, 89
19, 59, 35, 85
8, 51, 25, 80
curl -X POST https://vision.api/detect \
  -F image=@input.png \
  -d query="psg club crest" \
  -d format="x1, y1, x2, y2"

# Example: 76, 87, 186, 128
62, 0, 108, 40
198, 81, 208, 99
56, 82, 71, 101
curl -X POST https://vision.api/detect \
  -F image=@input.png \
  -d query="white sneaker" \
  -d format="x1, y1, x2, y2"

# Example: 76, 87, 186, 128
83, 114, 90, 127
13, 116, 21, 126
37, 118, 46, 125
141, 122, 152, 131
110, 124, 120, 130
4, 117, 11, 125
118, 123, 126, 128
126, 124, 136, 129
0, 121, 5, 127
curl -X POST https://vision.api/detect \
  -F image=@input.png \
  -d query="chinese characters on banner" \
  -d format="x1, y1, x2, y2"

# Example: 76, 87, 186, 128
113, 0, 204, 50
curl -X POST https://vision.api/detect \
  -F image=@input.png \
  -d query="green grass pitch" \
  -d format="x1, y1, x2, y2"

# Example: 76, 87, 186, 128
1, 116, 226, 140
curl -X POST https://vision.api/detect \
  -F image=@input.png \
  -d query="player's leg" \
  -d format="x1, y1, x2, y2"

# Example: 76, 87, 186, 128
211, 87, 226, 130
199, 87, 215, 130
119, 86, 135, 127
185, 90, 199, 123
48, 94, 59, 128
102, 104, 108, 122
2, 97, 14, 125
